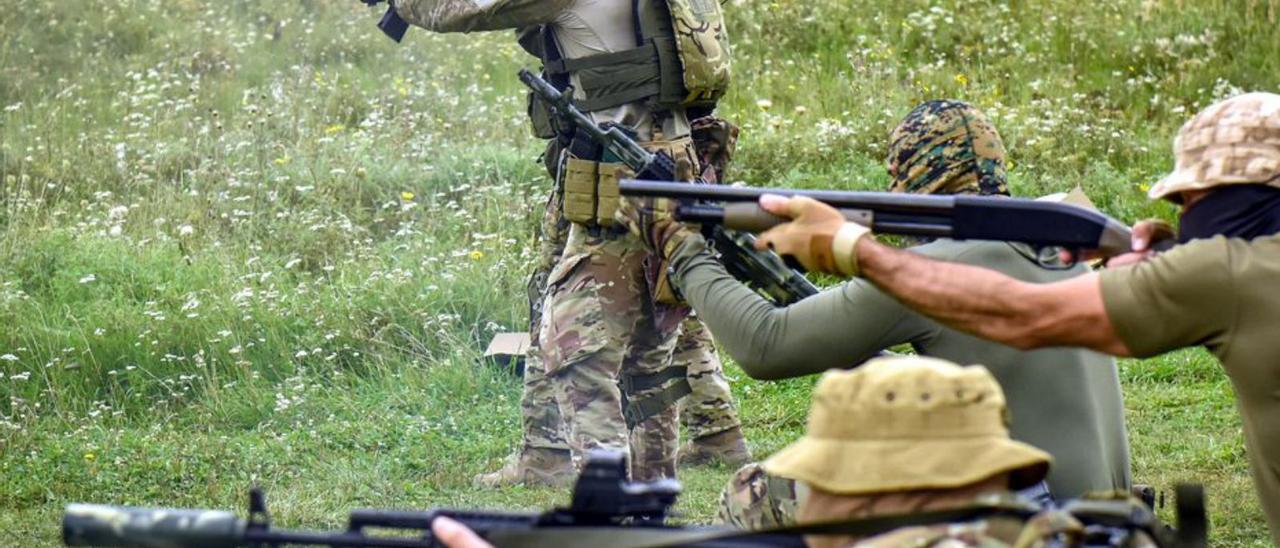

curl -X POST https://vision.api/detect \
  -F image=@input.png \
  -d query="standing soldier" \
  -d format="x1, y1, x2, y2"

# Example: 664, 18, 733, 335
380, 0, 747, 482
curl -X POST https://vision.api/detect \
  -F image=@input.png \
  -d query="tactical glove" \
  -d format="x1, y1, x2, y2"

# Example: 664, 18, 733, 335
616, 196, 697, 260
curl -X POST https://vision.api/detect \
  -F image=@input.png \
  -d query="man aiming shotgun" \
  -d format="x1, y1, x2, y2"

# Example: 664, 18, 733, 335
617, 100, 1135, 522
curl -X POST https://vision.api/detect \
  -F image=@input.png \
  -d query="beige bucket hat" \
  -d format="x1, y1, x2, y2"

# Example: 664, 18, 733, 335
763, 356, 1050, 495
1149, 92, 1280, 203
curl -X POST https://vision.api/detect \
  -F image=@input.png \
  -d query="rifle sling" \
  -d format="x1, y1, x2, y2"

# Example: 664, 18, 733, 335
620, 367, 691, 428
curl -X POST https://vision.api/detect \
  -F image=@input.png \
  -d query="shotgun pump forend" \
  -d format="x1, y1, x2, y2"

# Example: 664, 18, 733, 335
620, 180, 1138, 264
518, 69, 817, 305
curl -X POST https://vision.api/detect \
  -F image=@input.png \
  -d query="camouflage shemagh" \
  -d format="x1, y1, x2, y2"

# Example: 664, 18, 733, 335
887, 100, 1009, 196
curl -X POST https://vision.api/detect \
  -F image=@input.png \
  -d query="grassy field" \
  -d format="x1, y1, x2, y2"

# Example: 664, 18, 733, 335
2, 0, 1279, 544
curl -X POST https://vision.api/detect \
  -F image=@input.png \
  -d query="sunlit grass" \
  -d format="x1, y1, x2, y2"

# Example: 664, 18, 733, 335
2, 0, 1278, 545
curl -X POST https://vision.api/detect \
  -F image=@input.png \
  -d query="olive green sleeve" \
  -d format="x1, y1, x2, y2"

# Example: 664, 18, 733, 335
667, 236, 929, 380
1098, 237, 1236, 358
394, 0, 571, 33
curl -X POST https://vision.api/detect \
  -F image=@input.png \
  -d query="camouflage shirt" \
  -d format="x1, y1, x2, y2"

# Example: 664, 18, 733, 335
393, 0, 690, 139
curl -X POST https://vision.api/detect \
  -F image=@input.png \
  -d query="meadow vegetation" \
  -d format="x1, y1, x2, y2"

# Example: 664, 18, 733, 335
2, 0, 1279, 544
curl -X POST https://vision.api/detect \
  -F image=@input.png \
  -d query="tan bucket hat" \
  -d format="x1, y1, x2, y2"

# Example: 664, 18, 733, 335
1149, 92, 1280, 203
763, 356, 1050, 495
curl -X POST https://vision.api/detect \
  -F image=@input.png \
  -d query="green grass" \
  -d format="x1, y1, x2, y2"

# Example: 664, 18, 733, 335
2, 0, 1278, 545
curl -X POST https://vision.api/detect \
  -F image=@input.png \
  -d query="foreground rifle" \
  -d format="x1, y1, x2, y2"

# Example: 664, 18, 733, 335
519, 69, 818, 305
61, 451, 1206, 547
620, 180, 1140, 264
62, 452, 794, 548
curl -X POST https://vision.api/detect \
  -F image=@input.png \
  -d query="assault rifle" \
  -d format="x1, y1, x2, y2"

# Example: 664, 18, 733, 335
61, 451, 794, 548
620, 180, 1141, 264
360, 0, 410, 42
519, 68, 818, 305
61, 451, 1207, 547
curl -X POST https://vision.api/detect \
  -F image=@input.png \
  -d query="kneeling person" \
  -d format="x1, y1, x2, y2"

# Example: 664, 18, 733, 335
619, 101, 1132, 513
760, 356, 1154, 547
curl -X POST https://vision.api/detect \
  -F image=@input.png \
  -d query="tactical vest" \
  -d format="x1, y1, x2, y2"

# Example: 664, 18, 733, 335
527, 0, 731, 137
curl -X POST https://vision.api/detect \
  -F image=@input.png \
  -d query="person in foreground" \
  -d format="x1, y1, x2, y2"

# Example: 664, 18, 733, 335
743, 92, 1280, 542
431, 357, 1159, 547
619, 100, 1132, 521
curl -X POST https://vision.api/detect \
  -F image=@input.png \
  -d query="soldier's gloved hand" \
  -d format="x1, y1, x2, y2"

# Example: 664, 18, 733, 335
755, 194, 870, 276
616, 196, 697, 259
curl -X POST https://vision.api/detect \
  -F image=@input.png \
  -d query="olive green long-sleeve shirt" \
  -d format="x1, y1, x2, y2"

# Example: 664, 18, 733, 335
669, 235, 1132, 499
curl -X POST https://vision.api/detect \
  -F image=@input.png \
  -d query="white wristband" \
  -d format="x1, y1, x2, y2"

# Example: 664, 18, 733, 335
832, 222, 869, 276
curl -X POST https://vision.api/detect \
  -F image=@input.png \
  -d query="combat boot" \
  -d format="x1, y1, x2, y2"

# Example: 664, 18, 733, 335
680, 426, 752, 467
474, 447, 575, 488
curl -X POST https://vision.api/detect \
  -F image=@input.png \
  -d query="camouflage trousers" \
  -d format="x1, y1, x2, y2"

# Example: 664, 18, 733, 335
717, 462, 800, 529
519, 189, 742, 477
673, 315, 742, 440
541, 223, 686, 480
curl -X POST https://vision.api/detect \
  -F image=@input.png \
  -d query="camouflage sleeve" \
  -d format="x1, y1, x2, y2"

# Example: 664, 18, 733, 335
393, 0, 572, 33
668, 236, 930, 380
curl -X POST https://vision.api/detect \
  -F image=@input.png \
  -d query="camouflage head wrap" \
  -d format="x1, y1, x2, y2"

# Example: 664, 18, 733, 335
887, 100, 1009, 196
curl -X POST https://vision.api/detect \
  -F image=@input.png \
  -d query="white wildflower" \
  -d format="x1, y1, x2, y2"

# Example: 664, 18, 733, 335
79, 274, 97, 284
0, 354, 18, 362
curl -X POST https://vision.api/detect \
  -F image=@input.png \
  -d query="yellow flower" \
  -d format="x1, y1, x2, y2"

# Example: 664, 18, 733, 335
469, 250, 484, 261
1139, 183, 1152, 192
954, 73, 969, 86
325, 124, 346, 135
401, 191, 415, 201
273, 156, 290, 166
84, 452, 96, 462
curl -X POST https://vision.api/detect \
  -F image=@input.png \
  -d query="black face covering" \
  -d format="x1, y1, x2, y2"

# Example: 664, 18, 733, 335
1178, 181, 1280, 243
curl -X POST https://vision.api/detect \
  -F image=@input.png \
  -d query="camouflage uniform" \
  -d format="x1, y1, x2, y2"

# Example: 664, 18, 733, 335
389, 0, 743, 482
480, 117, 748, 484
674, 315, 742, 441
717, 462, 799, 529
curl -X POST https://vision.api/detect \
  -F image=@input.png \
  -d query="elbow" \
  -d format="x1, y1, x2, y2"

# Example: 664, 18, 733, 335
985, 308, 1056, 351
725, 351, 789, 381
1003, 330, 1049, 351
994, 309, 1069, 351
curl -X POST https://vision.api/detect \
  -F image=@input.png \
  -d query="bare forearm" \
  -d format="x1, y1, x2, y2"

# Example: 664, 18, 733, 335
856, 241, 1035, 344
855, 240, 1127, 355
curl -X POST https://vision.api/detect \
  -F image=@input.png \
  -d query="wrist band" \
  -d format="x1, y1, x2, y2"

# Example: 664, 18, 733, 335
809, 234, 837, 273
832, 223, 866, 276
